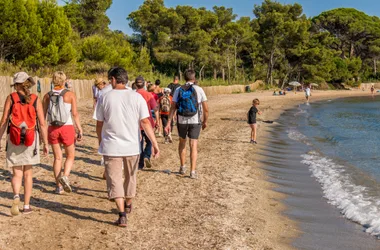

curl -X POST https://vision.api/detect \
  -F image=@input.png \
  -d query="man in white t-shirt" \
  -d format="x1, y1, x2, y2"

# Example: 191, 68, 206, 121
96, 67, 160, 227
165, 69, 209, 179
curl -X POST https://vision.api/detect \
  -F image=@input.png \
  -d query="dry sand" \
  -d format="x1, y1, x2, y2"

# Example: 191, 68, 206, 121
0, 89, 371, 250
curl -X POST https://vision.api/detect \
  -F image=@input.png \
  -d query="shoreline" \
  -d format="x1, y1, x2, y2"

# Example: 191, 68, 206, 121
252, 89, 378, 249
0, 89, 376, 249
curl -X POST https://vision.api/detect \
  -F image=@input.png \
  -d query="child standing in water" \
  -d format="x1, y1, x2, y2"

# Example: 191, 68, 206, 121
248, 98, 262, 144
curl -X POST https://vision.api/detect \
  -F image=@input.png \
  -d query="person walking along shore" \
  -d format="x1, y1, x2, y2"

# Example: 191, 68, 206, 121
165, 69, 208, 179
0, 72, 49, 215
43, 71, 83, 194
96, 67, 159, 227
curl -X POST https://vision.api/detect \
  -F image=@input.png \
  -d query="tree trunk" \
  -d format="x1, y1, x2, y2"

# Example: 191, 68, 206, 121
234, 41, 238, 81
350, 43, 355, 58
227, 52, 231, 85
374, 58, 377, 75
222, 68, 225, 82
199, 65, 205, 81
213, 68, 217, 80
178, 62, 182, 81
266, 50, 275, 86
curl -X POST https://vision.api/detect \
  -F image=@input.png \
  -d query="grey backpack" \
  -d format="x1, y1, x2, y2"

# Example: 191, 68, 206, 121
47, 89, 70, 126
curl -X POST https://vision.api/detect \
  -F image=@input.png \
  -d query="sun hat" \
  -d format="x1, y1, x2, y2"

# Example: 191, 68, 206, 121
164, 88, 171, 93
12, 72, 36, 87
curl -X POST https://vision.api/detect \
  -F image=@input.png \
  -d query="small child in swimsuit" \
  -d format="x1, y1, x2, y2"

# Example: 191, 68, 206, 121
248, 98, 262, 144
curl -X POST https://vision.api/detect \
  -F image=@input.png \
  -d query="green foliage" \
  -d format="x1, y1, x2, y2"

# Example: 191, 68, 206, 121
1, 0, 380, 87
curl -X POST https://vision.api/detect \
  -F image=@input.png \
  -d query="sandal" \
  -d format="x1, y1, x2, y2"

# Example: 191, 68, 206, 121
124, 201, 132, 214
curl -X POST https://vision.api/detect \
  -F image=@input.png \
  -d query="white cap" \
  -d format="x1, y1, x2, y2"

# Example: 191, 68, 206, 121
164, 88, 171, 93
12, 72, 36, 87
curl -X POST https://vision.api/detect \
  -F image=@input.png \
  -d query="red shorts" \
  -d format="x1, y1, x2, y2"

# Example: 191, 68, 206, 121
48, 125, 76, 146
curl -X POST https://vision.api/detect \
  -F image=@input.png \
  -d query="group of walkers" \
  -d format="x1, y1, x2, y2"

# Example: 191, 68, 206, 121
0, 67, 209, 227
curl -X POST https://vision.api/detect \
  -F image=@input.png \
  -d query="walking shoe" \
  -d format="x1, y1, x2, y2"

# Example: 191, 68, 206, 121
164, 137, 169, 144
55, 186, 64, 194
144, 158, 152, 168
190, 171, 198, 179
168, 134, 173, 143
115, 215, 127, 227
22, 206, 32, 215
179, 166, 186, 175
157, 132, 163, 138
10, 195, 20, 216
250, 140, 257, 144
59, 176, 72, 193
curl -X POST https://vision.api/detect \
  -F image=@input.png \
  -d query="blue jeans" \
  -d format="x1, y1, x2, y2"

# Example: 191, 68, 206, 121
139, 131, 152, 169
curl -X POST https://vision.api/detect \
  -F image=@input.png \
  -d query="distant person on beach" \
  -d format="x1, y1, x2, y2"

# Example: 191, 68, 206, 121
96, 67, 159, 227
248, 98, 262, 144
305, 85, 311, 102
159, 88, 173, 144
165, 69, 209, 179
43, 71, 83, 195
135, 76, 159, 169
167, 76, 181, 97
0, 72, 49, 215
371, 85, 375, 95
154, 79, 163, 98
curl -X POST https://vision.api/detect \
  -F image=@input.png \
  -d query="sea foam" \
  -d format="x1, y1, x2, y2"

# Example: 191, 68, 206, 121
301, 152, 380, 236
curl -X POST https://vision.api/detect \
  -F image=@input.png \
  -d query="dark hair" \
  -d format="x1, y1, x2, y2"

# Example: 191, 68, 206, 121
155, 79, 161, 86
184, 69, 196, 82
108, 67, 128, 84
136, 81, 145, 89
174, 76, 179, 81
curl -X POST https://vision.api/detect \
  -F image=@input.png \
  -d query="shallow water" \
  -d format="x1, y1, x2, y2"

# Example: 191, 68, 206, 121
262, 97, 380, 249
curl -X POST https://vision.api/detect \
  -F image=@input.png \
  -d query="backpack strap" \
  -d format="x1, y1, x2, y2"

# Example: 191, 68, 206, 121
60, 89, 69, 96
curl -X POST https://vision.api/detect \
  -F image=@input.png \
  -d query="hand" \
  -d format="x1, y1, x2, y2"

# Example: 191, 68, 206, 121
202, 122, 207, 130
43, 143, 49, 156
258, 111, 263, 115
152, 143, 160, 159
164, 124, 171, 135
77, 130, 83, 142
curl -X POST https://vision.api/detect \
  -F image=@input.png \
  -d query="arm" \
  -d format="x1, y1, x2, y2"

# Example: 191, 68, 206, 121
96, 121, 103, 145
201, 101, 209, 130
0, 96, 11, 151
36, 98, 49, 156
42, 93, 49, 118
141, 118, 159, 158
165, 102, 177, 133
70, 92, 83, 140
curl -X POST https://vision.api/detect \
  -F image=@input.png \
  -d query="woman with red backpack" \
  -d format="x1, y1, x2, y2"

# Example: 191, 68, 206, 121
0, 72, 49, 216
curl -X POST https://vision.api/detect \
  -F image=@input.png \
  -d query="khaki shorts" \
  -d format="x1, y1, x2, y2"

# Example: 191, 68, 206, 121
104, 155, 139, 200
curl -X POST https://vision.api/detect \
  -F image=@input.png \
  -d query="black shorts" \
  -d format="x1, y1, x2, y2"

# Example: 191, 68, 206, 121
177, 123, 202, 139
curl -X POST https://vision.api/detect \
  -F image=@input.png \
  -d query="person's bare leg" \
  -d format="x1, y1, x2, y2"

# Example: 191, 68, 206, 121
253, 124, 258, 142
23, 165, 33, 206
63, 144, 75, 177
115, 198, 125, 212
250, 124, 255, 140
11, 166, 23, 196
189, 139, 198, 172
179, 138, 187, 167
52, 144, 63, 186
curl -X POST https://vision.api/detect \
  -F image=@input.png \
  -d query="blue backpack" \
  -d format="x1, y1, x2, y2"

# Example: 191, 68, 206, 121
177, 85, 198, 117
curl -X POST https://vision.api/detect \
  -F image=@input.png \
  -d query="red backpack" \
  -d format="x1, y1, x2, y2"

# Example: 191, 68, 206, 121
8, 92, 38, 147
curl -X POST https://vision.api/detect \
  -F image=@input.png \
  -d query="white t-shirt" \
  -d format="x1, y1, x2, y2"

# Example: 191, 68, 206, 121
92, 84, 113, 120
172, 82, 207, 124
305, 87, 311, 96
96, 89, 150, 156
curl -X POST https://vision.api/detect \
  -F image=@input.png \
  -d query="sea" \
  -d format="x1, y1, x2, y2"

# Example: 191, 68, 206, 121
261, 95, 380, 249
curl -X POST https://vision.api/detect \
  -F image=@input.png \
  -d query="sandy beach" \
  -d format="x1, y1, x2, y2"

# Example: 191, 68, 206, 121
0, 89, 372, 250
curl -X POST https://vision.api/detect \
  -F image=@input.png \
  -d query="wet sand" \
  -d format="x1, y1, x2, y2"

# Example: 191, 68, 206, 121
0, 89, 374, 249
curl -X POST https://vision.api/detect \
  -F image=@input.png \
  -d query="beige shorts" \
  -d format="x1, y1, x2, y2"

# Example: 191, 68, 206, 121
104, 155, 139, 200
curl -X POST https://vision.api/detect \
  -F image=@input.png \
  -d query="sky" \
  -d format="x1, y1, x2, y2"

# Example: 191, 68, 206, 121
58, 0, 380, 35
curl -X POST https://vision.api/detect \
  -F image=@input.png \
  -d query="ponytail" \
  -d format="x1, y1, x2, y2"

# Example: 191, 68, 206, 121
19, 80, 33, 104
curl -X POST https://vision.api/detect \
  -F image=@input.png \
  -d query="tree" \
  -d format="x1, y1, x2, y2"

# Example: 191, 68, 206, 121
63, 0, 112, 37
253, 0, 307, 85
